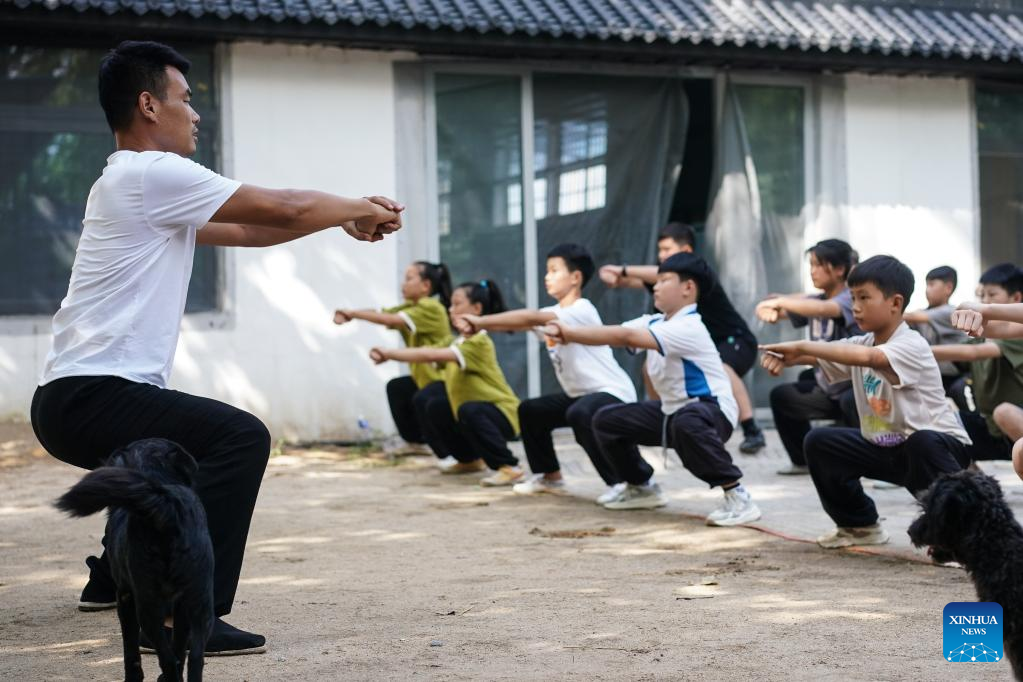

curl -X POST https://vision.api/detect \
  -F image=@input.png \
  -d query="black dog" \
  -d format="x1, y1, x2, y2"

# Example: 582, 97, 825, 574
908, 470, 1023, 680
56, 438, 214, 682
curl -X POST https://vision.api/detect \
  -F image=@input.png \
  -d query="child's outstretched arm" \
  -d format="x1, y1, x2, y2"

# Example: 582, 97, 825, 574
902, 310, 932, 324
544, 320, 658, 350
760, 341, 897, 383
598, 264, 656, 289
370, 346, 458, 365
756, 295, 841, 324
758, 342, 818, 375
952, 302, 1023, 339
930, 343, 1003, 363
334, 309, 406, 329
455, 309, 556, 335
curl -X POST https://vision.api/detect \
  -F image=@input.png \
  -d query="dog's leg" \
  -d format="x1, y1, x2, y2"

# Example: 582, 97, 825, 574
116, 592, 144, 682
185, 608, 213, 682
171, 601, 190, 681
139, 605, 178, 682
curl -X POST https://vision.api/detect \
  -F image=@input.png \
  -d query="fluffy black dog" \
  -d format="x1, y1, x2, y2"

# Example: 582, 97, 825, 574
908, 470, 1023, 680
56, 438, 214, 682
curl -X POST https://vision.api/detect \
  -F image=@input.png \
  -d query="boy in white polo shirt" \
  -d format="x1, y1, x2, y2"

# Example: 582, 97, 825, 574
544, 252, 761, 527
456, 243, 636, 500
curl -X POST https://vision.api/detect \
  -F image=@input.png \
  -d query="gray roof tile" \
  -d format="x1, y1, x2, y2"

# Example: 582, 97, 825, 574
12, 0, 1023, 62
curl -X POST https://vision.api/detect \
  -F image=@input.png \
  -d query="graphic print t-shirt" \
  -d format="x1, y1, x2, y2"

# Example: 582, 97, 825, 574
818, 323, 970, 447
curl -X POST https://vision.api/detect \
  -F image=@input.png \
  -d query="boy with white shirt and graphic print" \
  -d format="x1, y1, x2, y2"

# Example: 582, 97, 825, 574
456, 243, 636, 500
761, 256, 971, 549
545, 253, 761, 527
29, 41, 402, 654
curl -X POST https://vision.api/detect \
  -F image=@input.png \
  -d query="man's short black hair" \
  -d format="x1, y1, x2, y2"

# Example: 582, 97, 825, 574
926, 265, 958, 292
657, 222, 696, 249
657, 252, 711, 294
807, 239, 855, 281
99, 41, 191, 133
847, 255, 915, 311
979, 263, 1023, 296
546, 243, 595, 287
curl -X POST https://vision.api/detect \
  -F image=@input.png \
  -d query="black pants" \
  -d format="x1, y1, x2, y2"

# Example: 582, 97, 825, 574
770, 379, 858, 466
518, 392, 623, 485
947, 375, 974, 414
961, 410, 1014, 461
386, 376, 440, 445
804, 427, 967, 527
419, 385, 518, 469
31, 376, 270, 617
593, 400, 741, 488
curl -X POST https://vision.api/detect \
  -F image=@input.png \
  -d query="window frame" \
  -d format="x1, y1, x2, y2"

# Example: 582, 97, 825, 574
973, 79, 1023, 272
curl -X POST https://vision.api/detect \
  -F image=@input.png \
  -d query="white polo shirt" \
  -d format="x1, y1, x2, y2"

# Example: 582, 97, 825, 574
537, 298, 636, 403
40, 150, 241, 388
623, 304, 738, 425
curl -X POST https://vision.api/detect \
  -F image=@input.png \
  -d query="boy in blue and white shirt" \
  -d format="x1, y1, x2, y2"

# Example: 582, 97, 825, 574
544, 252, 761, 526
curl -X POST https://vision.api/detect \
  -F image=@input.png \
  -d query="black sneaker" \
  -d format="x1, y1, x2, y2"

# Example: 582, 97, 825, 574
140, 618, 266, 656
78, 555, 117, 611
738, 431, 766, 455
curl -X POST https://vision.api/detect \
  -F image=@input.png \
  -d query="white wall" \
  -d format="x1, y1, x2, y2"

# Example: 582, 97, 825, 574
840, 74, 978, 309
0, 43, 412, 440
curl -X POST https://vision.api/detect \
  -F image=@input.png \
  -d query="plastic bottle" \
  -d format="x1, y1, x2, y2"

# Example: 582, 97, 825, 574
356, 415, 372, 444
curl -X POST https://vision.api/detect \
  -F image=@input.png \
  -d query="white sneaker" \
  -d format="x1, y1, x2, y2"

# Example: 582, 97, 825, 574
512, 474, 567, 495
596, 482, 627, 505
706, 487, 762, 526
817, 524, 890, 549
602, 483, 668, 510
436, 456, 459, 471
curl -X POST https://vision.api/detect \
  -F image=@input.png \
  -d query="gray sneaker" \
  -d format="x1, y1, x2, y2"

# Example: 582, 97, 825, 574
777, 464, 810, 476
706, 488, 762, 527
602, 483, 668, 510
817, 524, 890, 549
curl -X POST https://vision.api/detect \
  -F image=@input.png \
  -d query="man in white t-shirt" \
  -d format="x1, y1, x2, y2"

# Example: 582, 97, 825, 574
29, 41, 402, 654
762, 256, 971, 550
455, 244, 636, 500
544, 252, 762, 527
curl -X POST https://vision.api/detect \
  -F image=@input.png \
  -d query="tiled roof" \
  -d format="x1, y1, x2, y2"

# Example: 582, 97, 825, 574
14, 0, 1023, 62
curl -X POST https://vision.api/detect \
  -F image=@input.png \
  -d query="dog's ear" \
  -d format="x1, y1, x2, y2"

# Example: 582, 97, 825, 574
165, 442, 199, 484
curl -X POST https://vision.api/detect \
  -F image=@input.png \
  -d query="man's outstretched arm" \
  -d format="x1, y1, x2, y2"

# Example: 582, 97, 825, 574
199, 187, 402, 246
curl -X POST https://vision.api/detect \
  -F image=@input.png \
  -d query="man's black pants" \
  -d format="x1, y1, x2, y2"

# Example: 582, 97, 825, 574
804, 427, 967, 528
31, 376, 270, 617
518, 392, 623, 485
592, 400, 741, 488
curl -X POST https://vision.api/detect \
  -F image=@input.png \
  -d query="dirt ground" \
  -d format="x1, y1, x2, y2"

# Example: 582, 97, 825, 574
0, 422, 1009, 681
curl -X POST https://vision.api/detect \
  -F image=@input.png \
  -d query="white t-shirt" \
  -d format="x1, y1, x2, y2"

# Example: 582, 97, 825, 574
536, 298, 636, 403
623, 304, 738, 425
818, 322, 971, 447
40, 151, 241, 388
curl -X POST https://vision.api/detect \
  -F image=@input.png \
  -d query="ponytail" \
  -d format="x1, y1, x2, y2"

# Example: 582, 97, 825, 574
416, 261, 453, 308
456, 279, 507, 316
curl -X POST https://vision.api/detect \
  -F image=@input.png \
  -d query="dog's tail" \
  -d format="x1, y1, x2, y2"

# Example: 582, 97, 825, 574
55, 468, 177, 530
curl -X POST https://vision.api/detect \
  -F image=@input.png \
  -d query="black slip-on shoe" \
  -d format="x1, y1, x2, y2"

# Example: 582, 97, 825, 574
141, 618, 266, 656
78, 555, 117, 611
